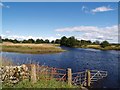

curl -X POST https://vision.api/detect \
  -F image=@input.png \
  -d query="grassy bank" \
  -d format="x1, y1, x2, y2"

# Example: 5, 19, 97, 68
2, 79, 78, 88
1, 42, 65, 54
78, 45, 120, 50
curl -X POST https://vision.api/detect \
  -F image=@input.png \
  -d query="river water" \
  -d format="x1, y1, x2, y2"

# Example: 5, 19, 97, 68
2, 47, 119, 88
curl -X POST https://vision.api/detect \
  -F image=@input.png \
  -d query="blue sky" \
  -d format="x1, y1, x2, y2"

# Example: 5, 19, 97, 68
1, 2, 118, 43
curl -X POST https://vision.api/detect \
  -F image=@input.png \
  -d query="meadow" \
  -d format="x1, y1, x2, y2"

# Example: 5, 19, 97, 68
85, 44, 120, 50
1, 42, 65, 54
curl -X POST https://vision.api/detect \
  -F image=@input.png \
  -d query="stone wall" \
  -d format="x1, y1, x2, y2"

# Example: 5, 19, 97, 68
0, 64, 30, 85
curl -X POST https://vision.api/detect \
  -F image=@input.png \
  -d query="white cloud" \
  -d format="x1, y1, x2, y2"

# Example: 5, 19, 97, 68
81, 5, 90, 13
91, 6, 114, 13
81, 5, 114, 14
55, 25, 118, 43
56, 34, 61, 36
1, 35, 58, 42
0, 2, 4, 7
5, 30, 10, 34
0, 2, 10, 8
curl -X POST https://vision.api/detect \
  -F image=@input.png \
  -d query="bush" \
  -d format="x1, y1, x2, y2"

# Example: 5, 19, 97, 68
100, 41, 109, 48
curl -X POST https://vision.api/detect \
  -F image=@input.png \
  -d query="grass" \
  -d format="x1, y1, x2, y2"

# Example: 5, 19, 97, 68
0, 57, 14, 67
2, 78, 78, 88
79, 45, 120, 50
1, 42, 65, 54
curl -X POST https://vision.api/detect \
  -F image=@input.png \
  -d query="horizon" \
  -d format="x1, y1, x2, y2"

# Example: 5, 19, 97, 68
1, 2, 118, 43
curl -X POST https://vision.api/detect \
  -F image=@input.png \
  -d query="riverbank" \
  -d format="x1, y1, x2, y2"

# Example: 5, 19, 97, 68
1, 42, 65, 54
77, 45, 120, 51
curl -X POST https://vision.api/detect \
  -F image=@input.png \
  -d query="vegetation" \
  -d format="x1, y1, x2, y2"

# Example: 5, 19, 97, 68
0, 36, 120, 51
100, 41, 109, 48
0, 57, 14, 67
1, 43, 65, 54
2, 79, 78, 88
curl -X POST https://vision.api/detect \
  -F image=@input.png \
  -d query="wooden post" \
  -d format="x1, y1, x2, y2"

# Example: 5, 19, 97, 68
67, 68, 72, 87
30, 64, 37, 83
86, 70, 91, 87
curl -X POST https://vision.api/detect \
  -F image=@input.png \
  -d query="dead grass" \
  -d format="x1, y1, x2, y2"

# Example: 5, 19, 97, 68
1, 43, 65, 54
86, 45, 120, 50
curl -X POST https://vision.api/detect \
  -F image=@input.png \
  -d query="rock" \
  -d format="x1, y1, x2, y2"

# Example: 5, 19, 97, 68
0, 64, 30, 85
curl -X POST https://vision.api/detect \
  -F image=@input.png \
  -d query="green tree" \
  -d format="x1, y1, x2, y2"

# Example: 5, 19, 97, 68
27, 39, 35, 43
22, 40, 27, 43
100, 40, 109, 48
0, 36, 2, 43
93, 40, 100, 45
51, 40, 55, 44
60, 36, 67, 46
66, 36, 76, 47
36, 39, 41, 44
12, 39, 19, 43
55, 39, 60, 44
44, 39, 49, 43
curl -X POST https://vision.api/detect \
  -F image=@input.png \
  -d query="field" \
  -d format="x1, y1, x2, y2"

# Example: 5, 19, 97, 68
81, 44, 120, 50
1, 42, 65, 54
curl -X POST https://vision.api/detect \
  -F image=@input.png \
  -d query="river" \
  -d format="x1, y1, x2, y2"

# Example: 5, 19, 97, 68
2, 47, 119, 88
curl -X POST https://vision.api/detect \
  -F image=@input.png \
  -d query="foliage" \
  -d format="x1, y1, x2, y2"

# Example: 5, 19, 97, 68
3, 79, 77, 88
66, 36, 76, 47
44, 39, 50, 43
60, 36, 67, 46
93, 40, 100, 45
51, 40, 55, 44
55, 39, 60, 44
100, 41, 110, 48
1, 36, 117, 49
35, 39, 44, 44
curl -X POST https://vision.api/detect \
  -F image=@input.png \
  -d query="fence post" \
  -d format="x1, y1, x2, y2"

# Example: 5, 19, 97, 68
30, 64, 37, 83
86, 70, 91, 87
67, 68, 72, 87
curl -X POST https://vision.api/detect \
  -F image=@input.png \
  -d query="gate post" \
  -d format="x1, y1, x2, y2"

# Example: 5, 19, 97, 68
86, 70, 91, 87
67, 68, 72, 87
30, 64, 37, 83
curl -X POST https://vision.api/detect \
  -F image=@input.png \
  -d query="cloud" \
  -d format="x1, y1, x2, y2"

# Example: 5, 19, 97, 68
81, 5, 114, 14
91, 6, 114, 13
0, 2, 10, 8
1, 35, 58, 42
56, 34, 61, 36
81, 6, 90, 13
5, 30, 10, 34
55, 25, 118, 43
0, 2, 3, 7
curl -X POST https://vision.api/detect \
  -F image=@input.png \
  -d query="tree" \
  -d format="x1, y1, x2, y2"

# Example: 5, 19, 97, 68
51, 40, 55, 44
40, 39, 44, 43
0, 36, 2, 43
12, 39, 19, 43
4, 38, 9, 42
81, 40, 86, 45
27, 39, 35, 43
66, 36, 76, 47
60, 36, 67, 46
55, 39, 60, 44
22, 40, 27, 43
36, 39, 41, 44
100, 40, 109, 48
93, 40, 100, 45
44, 39, 49, 43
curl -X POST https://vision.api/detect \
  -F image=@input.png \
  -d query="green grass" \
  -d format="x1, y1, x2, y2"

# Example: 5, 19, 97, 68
2, 79, 78, 88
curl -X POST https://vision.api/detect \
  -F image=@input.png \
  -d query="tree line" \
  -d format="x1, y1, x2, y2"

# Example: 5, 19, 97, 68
60, 36, 110, 48
0, 36, 110, 48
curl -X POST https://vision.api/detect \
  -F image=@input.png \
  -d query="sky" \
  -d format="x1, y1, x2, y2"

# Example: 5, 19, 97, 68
1, 2, 118, 43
